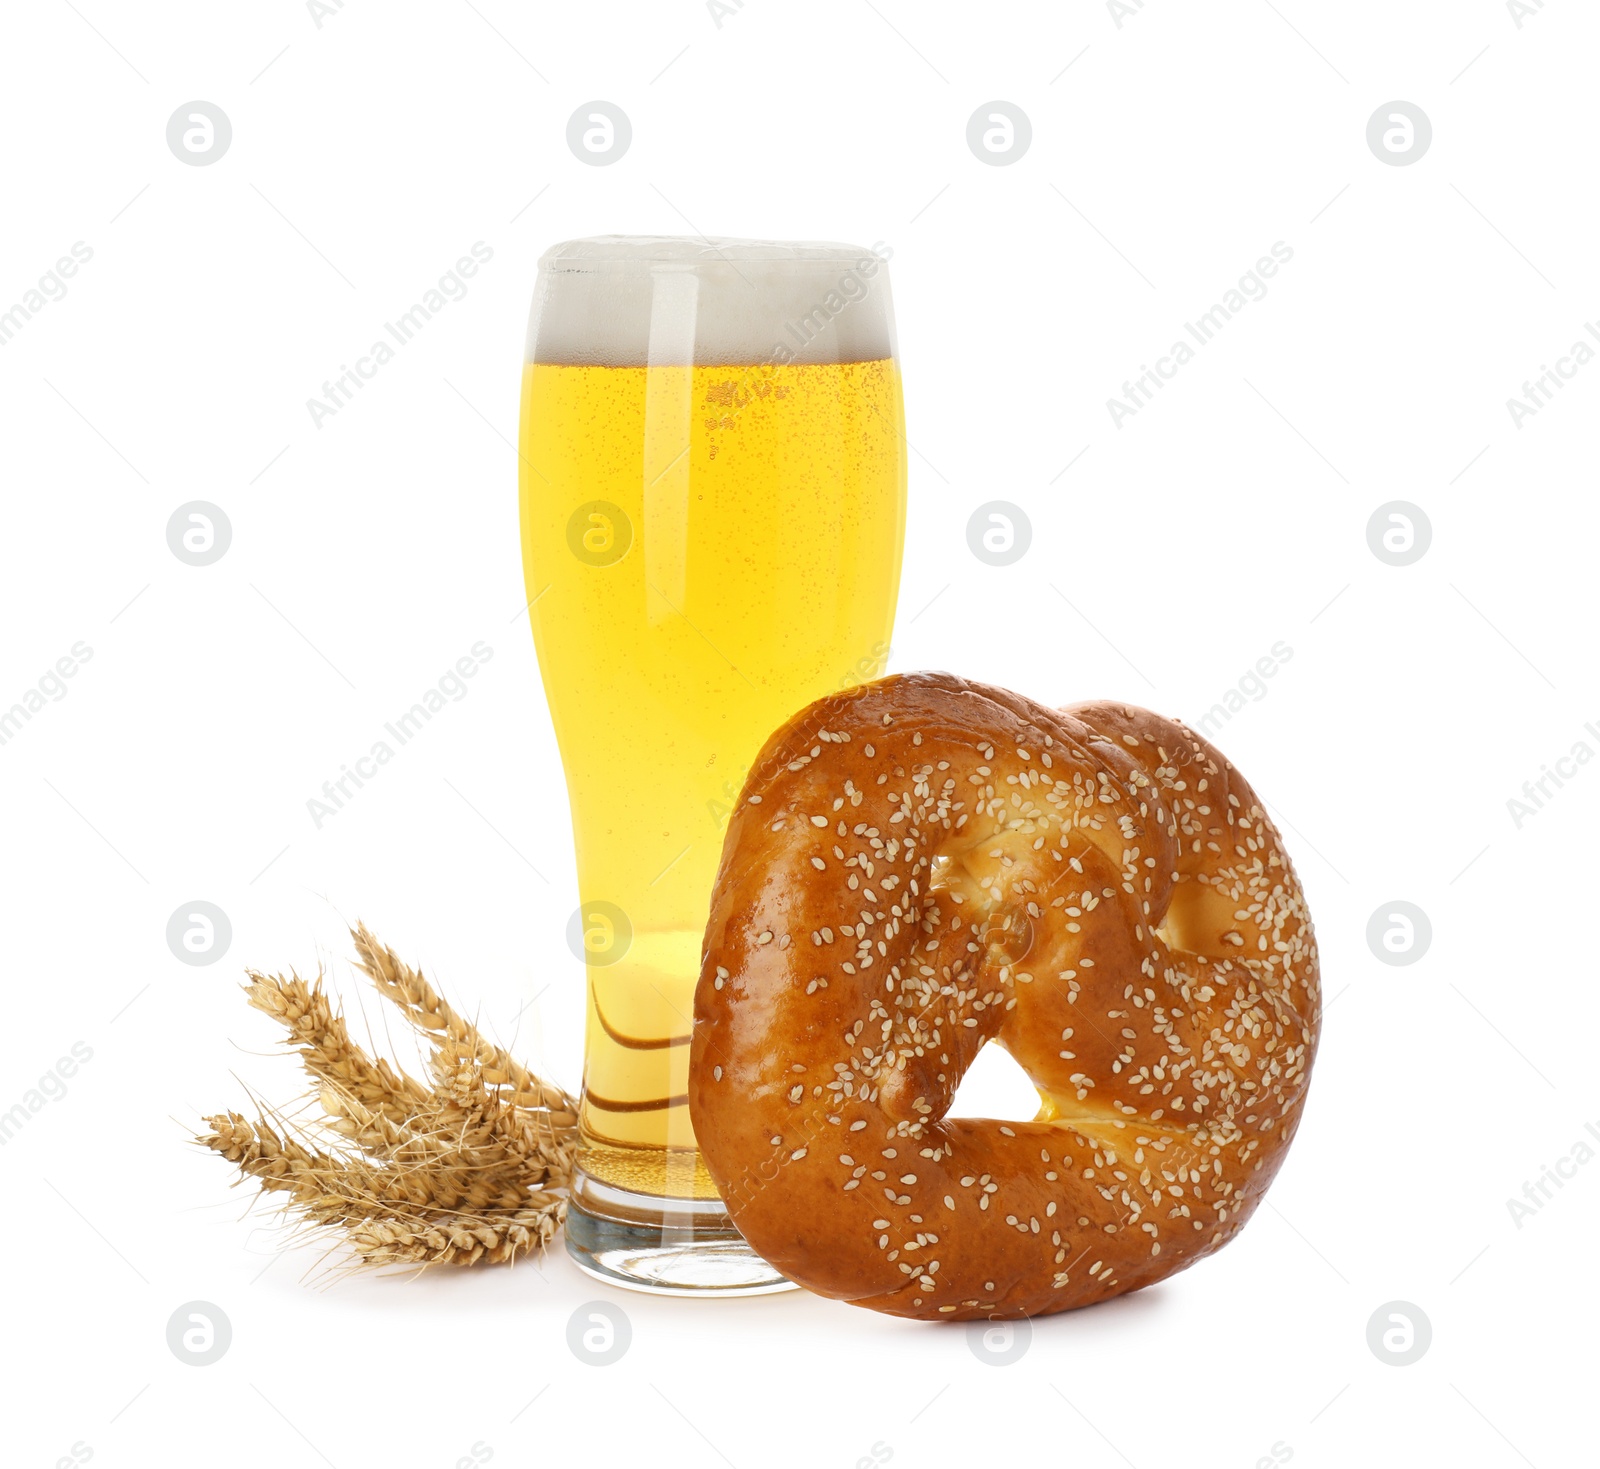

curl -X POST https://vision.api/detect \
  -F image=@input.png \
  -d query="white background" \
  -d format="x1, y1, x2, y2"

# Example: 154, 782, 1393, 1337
2, 2, 1595, 1465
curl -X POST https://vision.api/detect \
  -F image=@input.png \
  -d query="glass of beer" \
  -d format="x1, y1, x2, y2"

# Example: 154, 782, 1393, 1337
518, 236, 907, 1294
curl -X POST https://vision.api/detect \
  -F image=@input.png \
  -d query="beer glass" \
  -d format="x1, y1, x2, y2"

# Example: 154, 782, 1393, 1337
518, 236, 906, 1293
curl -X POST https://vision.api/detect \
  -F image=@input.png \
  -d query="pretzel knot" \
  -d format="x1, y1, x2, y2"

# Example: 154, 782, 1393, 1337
689, 672, 1320, 1320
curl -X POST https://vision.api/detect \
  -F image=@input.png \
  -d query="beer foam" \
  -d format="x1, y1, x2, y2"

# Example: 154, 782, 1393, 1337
526, 236, 896, 367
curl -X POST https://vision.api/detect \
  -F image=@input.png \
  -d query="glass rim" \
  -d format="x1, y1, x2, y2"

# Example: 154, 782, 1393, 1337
537, 235, 885, 270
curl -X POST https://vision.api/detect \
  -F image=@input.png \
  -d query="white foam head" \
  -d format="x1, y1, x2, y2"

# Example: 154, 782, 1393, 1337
526, 236, 896, 367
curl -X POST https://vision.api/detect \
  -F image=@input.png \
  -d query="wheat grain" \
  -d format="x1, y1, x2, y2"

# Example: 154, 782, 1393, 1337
198, 928, 575, 1272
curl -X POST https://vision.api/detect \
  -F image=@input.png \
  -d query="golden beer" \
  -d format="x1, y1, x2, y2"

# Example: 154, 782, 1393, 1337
518, 238, 905, 1292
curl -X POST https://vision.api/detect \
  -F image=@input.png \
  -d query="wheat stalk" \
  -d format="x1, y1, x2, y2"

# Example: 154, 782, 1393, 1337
198, 927, 577, 1271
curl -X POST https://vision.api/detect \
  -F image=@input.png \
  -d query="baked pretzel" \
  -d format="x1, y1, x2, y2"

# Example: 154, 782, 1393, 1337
689, 673, 1319, 1320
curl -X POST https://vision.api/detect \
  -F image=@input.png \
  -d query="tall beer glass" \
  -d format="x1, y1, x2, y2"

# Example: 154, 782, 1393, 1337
518, 237, 906, 1293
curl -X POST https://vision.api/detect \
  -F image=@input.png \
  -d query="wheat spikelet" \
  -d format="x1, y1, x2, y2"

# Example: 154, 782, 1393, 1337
245, 967, 428, 1116
198, 928, 575, 1271
347, 1200, 565, 1268
350, 923, 578, 1123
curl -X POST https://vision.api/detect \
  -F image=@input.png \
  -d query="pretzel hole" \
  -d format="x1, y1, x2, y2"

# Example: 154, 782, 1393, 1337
1159, 878, 1241, 962
947, 1038, 1043, 1123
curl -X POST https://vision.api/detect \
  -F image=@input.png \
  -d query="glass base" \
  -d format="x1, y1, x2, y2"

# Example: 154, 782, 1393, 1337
564, 1174, 798, 1297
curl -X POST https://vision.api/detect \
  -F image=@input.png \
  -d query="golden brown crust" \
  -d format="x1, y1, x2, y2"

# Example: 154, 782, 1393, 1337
689, 672, 1320, 1320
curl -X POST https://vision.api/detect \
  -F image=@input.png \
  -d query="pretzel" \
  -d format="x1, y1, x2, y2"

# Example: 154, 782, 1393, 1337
689, 673, 1319, 1320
